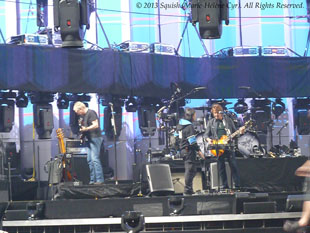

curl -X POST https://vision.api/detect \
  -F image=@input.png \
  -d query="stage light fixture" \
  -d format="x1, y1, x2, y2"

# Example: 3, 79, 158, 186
57, 93, 69, 109
53, 0, 91, 48
27, 201, 45, 220
191, 0, 229, 39
234, 99, 248, 114
15, 91, 29, 108
272, 98, 285, 119
0, 100, 15, 133
293, 98, 310, 135
121, 211, 145, 233
251, 98, 271, 133
125, 97, 137, 112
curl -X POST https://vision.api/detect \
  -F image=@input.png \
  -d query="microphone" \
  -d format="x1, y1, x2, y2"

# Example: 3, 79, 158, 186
171, 82, 181, 95
109, 102, 117, 136
218, 111, 226, 114
194, 86, 207, 91
284, 122, 289, 127
239, 86, 251, 90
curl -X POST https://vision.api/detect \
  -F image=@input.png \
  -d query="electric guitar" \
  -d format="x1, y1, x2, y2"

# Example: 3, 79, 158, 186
208, 120, 253, 157
56, 128, 72, 181
78, 118, 86, 144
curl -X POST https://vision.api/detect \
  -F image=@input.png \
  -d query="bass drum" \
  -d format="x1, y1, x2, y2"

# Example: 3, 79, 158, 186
196, 132, 211, 158
237, 132, 263, 158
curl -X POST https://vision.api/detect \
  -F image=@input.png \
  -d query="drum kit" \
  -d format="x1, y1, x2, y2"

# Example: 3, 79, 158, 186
168, 101, 266, 159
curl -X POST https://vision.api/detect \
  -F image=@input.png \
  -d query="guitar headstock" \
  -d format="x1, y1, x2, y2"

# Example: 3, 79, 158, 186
244, 120, 254, 129
56, 128, 64, 139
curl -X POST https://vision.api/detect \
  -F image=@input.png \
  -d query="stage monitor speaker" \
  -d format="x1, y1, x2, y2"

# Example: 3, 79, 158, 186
146, 164, 174, 196
210, 162, 233, 189
243, 201, 277, 214
171, 172, 202, 194
286, 194, 310, 212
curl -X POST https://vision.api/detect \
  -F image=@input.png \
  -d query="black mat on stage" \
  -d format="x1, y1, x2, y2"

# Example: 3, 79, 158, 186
54, 181, 146, 200
163, 156, 307, 192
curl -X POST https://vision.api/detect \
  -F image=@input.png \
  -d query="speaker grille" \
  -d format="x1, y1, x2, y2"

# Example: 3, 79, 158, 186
146, 164, 174, 195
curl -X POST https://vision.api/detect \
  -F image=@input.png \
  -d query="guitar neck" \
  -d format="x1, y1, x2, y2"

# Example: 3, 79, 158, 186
229, 129, 242, 140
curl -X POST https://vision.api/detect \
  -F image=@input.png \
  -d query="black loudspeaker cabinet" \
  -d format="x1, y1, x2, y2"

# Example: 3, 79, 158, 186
210, 162, 233, 189
70, 155, 90, 185
243, 201, 277, 214
286, 194, 310, 212
146, 164, 174, 196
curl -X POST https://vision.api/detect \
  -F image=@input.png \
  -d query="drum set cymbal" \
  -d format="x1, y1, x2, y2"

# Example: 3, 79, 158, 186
194, 106, 211, 111
217, 100, 232, 105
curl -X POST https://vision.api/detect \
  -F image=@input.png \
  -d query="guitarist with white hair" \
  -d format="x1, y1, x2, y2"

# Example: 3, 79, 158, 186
204, 103, 243, 190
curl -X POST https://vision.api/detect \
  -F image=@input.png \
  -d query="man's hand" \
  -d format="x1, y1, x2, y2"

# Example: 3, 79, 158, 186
80, 126, 88, 132
240, 126, 246, 134
198, 151, 205, 160
206, 138, 213, 144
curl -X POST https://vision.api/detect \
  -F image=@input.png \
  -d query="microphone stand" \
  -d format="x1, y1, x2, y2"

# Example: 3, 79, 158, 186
110, 103, 118, 185
276, 123, 288, 146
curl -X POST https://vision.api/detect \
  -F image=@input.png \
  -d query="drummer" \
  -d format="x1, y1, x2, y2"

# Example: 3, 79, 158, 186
204, 103, 242, 190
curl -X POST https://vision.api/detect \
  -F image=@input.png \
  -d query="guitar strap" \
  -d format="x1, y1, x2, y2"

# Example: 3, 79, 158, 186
222, 117, 231, 136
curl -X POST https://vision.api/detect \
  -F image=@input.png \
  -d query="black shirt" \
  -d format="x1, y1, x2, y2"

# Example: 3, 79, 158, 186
216, 120, 226, 139
80, 109, 102, 139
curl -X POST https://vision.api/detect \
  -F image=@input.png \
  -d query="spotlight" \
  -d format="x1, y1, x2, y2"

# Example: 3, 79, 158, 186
272, 98, 285, 119
0, 100, 15, 132
234, 99, 248, 114
16, 91, 28, 108
27, 201, 45, 220
121, 211, 145, 233
57, 93, 69, 109
53, 0, 91, 48
125, 97, 137, 112
251, 98, 271, 133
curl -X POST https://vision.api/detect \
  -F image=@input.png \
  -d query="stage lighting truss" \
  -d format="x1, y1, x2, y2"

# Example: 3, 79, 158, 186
234, 99, 248, 114
271, 98, 285, 119
15, 91, 29, 108
28, 92, 54, 104
57, 93, 69, 109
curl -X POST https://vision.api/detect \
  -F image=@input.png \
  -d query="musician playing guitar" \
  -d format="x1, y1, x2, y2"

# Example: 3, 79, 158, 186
204, 103, 245, 190
73, 101, 104, 185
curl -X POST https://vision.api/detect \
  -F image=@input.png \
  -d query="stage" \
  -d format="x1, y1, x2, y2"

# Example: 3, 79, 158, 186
0, 190, 306, 233
0, 156, 308, 233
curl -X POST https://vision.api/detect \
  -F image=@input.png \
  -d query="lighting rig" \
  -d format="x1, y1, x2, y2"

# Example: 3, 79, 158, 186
0, 91, 16, 132
28, 92, 55, 139
293, 98, 310, 135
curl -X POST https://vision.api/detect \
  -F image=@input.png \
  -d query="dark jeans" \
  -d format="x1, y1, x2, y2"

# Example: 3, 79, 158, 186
218, 150, 240, 189
181, 148, 197, 194
87, 137, 104, 183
